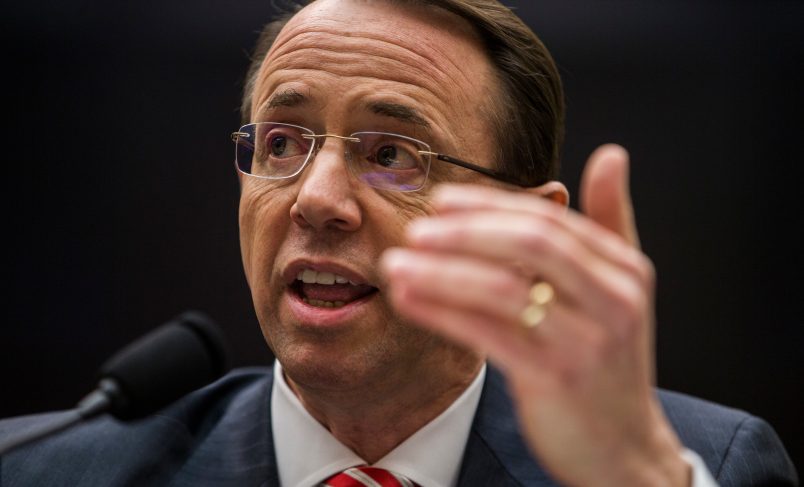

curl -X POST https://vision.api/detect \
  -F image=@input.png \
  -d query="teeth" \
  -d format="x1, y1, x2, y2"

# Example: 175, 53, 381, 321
301, 269, 317, 284
296, 269, 358, 286
302, 297, 346, 308
317, 272, 335, 285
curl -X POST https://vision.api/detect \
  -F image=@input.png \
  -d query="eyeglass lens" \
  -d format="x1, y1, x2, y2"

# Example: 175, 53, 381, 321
234, 123, 431, 191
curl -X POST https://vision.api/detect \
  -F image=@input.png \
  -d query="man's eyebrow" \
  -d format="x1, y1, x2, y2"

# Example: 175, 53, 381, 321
367, 101, 430, 128
265, 89, 307, 109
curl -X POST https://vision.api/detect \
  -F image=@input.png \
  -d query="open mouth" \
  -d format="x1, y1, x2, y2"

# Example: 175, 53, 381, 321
289, 269, 379, 309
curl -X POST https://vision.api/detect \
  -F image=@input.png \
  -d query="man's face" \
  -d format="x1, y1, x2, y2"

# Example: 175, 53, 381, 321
240, 0, 498, 391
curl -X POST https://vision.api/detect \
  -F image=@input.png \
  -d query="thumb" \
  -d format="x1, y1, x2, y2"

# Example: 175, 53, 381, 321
579, 144, 641, 248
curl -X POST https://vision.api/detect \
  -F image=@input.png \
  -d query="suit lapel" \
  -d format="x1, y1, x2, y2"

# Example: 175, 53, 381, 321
261, 369, 281, 486
167, 368, 281, 487
457, 366, 560, 487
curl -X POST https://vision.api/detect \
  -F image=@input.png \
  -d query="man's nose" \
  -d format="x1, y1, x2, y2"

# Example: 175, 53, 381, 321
289, 139, 362, 231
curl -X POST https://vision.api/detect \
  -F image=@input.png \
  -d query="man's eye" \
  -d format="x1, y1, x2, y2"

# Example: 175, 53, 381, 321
270, 136, 288, 156
264, 133, 305, 158
377, 145, 397, 167
371, 144, 418, 170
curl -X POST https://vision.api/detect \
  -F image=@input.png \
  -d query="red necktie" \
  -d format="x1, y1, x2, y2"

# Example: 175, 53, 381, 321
323, 466, 419, 487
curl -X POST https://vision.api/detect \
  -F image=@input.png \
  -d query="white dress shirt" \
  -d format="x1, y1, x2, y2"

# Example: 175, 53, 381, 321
271, 360, 717, 487
272, 361, 485, 487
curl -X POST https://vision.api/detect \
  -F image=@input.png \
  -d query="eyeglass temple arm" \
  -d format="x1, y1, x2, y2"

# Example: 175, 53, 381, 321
421, 151, 528, 187
231, 132, 255, 151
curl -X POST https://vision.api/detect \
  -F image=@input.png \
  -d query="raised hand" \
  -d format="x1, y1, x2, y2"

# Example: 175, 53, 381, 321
381, 144, 690, 486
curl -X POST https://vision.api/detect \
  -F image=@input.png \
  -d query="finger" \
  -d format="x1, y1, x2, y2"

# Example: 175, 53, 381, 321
579, 144, 641, 248
384, 265, 607, 387
384, 275, 542, 375
432, 183, 568, 217
381, 246, 611, 368
404, 211, 652, 336
423, 183, 647, 278
381, 247, 531, 321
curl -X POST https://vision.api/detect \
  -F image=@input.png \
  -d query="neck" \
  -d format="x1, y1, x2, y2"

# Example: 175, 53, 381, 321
285, 355, 483, 464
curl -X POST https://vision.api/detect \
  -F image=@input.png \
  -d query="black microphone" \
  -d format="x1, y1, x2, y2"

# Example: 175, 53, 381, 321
0, 310, 230, 455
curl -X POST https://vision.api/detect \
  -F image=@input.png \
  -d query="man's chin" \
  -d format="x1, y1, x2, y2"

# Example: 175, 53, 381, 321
277, 344, 387, 392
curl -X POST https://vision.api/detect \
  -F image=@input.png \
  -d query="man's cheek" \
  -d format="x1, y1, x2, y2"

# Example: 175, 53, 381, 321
238, 219, 274, 294
238, 187, 286, 272
237, 205, 256, 289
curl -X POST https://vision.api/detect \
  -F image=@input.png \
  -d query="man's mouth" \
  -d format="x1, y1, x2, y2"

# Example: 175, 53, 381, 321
290, 268, 378, 309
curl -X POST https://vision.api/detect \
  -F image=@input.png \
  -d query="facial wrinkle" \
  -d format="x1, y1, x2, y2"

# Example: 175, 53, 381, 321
263, 21, 486, 109
264, 39, 446, 100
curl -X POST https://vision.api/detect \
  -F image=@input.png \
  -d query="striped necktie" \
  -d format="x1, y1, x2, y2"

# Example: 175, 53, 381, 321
322, 466, 419, 487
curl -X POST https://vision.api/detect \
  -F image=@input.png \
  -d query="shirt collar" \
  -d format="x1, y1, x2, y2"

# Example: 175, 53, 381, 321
272, 360, 486, 487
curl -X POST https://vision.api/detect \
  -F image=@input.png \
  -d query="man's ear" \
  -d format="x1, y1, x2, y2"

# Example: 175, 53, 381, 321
526, 181, 569, 208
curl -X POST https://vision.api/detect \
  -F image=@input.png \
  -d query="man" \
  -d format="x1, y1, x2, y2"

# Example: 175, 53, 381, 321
0, 1, 797, 486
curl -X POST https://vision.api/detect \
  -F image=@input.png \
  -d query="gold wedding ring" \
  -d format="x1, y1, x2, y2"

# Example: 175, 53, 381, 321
520, 281, 555, 328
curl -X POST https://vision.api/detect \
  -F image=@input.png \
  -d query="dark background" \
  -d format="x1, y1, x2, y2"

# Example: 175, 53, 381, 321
3, 0, 802, 470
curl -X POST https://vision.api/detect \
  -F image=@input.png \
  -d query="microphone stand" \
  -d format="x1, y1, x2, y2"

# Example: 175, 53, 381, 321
0, 379, 120, 455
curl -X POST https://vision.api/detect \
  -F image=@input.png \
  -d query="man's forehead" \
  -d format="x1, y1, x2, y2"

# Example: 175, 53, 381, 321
259, 0, 494, 102
272, 0, 487, 62
251, 0, 499, 158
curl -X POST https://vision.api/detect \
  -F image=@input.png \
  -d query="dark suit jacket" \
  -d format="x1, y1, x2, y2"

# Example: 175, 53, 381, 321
0, 366, 797, 486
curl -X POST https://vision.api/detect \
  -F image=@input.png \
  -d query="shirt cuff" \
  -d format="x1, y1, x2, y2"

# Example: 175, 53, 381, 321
680, 448, 719, 487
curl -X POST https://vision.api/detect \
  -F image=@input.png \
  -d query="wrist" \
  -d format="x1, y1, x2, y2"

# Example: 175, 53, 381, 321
592, 415, 691, 487
618, 422, 691, 487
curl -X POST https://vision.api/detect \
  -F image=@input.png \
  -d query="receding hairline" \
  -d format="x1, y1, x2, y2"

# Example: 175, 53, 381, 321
248, 0, 501, 141
284, 0, 489, 45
